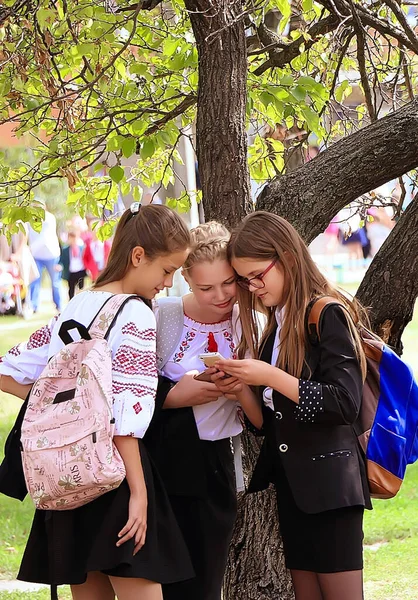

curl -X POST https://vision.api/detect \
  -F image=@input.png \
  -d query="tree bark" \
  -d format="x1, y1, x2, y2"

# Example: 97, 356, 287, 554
185, 0, 251, 227
224, 433, 294, 600
256, 98, 418, 243
356, 197, 418, 353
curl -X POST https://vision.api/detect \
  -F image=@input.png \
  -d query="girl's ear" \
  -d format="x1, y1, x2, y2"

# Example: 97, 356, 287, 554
131, 245, 145, 268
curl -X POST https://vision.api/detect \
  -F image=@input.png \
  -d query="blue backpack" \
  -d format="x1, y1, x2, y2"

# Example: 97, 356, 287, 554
308, 297, 418, 499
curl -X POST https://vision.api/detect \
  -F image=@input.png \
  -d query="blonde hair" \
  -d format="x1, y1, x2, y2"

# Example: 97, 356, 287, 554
228, 211, 368, 379
183, 221, 230, 271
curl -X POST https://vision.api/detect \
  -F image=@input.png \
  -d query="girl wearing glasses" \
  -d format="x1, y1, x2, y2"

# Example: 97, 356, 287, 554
214, 212, 371, 600
145, 222, 251, 600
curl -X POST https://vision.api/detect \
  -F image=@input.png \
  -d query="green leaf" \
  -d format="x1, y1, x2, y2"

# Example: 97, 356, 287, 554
132, 186, 142, 202
301, 106, 319, 132
122, 138, 136, 158
109, 166, 124, 183
291, 86, 306, 102
162, 38, 178, 57
302, 0, 313, 12
140, 138, 155, 160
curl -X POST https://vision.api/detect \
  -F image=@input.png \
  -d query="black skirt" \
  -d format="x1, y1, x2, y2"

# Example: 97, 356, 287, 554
17, 439, 194, 586
162, 438, 237, 600
273, 457, 364, 573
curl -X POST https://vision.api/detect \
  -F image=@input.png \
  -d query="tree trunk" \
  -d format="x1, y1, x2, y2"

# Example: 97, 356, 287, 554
186, 3, 292, 597
185, 0, 251, 227
256, 98, 418, 243
224, 432, 294, 600
356, 197, 418, 353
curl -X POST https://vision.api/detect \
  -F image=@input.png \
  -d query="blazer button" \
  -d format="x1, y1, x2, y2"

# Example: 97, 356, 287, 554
275, 411, 283, 420
279, 443, 288, 453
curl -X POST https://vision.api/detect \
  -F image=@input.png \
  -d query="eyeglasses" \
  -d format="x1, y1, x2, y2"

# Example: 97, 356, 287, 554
237, 259, 278, 291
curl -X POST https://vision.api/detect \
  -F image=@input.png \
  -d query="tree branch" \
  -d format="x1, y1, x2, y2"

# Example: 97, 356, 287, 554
319, 0, 418, 55
349, 0, 377, 121
383, 0, 418, 54
256, 98, 418, 242
143, 93, 197, 136
116, 0, 163, 12
253, 14, 340, 75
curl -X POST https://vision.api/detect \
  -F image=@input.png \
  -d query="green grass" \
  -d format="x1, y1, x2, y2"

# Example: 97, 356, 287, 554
0, 591, 71, 600
0, 297, 417, 599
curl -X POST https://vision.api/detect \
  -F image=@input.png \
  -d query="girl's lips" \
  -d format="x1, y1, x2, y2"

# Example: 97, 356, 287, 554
214, 299, 232, 308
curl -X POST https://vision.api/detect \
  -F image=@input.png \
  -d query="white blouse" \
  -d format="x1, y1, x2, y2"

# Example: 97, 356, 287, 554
158, 310, 243, 441
0, 291, 158, 438
263, 308, 283, 410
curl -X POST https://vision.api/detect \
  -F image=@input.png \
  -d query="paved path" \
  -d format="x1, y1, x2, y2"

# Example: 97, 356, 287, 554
0, 580, 47, 591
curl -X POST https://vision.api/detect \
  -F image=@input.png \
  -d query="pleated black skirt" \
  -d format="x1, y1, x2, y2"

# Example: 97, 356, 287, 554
17, 439, 194, 586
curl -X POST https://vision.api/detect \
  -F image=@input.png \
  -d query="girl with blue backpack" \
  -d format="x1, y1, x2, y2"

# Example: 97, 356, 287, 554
215, 211, 372, 600
0, 204, 193, 600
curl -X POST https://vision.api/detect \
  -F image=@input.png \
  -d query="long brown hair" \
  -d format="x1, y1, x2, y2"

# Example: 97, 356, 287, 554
94, 204, 190, 287
228, 211, 367, 378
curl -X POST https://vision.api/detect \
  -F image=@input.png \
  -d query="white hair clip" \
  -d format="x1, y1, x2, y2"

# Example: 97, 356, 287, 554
130, 202, 141, 214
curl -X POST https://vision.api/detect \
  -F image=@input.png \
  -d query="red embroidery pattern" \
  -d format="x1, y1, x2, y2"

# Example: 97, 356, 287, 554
27, 325, 52, 350
8, 345, 21, 357
133, 402, 142, 414
112, 381, 155, 399
223, 330, 236, 359
174, 330, 196, 363
113, 345, 157, 377
121, 322, 156, 341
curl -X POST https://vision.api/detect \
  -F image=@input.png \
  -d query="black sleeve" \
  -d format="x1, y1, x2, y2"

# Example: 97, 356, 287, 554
294, 304, 363, 426
155, 375, 176, 412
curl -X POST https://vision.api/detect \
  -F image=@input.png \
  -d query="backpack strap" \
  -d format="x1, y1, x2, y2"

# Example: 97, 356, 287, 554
89, 294, 142, 340
155, 296, 185, 371
307, 296, 344, 345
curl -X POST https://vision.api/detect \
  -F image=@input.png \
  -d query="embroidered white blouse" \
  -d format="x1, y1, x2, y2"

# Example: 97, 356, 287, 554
0, 291, 158, 438
158, 309, 243, 441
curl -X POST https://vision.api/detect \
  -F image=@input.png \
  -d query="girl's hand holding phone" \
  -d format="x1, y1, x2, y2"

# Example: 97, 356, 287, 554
165, 371, 221, 407
215, 358, 275, 387
210, 370, 243, 398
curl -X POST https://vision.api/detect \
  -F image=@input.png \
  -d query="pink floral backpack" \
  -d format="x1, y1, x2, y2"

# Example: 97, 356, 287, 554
21, 294, 141, 511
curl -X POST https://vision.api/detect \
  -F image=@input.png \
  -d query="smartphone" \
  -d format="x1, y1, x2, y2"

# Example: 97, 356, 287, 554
198, 352, 225, 368
193, 370, 214, 383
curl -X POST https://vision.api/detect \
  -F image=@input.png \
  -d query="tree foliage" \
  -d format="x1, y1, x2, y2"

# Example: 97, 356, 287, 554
1, 0, 417, 234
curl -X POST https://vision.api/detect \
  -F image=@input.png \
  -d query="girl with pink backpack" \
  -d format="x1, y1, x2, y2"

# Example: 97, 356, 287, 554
0, 204, 193, 600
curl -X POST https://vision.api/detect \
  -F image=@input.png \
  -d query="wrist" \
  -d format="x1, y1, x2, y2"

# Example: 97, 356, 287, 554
264, 363, 277, 389
128, 481, 147, 497
165, 385, 179, 408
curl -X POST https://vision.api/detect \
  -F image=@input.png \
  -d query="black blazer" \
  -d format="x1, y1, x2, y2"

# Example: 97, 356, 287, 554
248, 303, 372, 514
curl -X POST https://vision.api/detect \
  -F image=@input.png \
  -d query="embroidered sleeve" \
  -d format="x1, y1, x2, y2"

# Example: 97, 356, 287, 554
0, 316, 58, 385
295, 380, 324, 422
109, 302, 158, 438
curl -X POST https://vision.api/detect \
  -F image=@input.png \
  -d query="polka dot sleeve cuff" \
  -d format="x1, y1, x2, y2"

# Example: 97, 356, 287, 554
295, 380, 324, 423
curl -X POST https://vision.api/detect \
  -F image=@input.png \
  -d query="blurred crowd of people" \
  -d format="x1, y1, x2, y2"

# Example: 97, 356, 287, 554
0, 206, 112, 317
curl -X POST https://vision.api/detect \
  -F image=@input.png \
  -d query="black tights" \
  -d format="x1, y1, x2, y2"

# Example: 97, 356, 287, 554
291, 569, 364, 600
